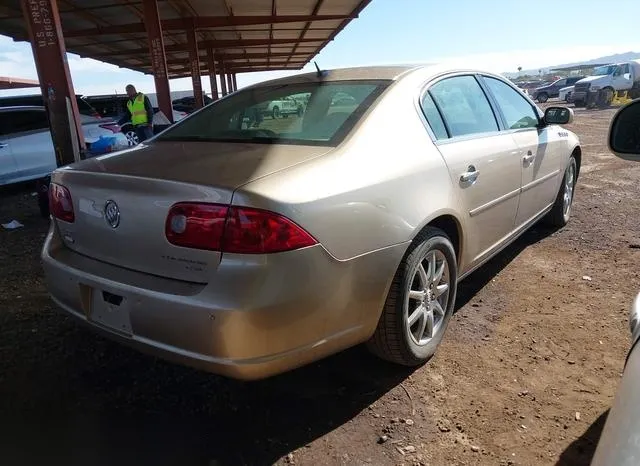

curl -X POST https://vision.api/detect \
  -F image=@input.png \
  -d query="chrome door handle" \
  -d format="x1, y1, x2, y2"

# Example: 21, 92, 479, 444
523, 151, 535, 164
0, 142, 7, 149
460, 166, 479, 183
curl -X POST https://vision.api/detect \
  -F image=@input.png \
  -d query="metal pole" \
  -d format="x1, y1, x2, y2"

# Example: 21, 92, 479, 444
21, 0, 85, 167
232, 73, 238, 92
186, 24, 203, 109
219, 61, 228, 96
226, 73, 233, 94
143, 0, 173, 122
207, 48, 219, 101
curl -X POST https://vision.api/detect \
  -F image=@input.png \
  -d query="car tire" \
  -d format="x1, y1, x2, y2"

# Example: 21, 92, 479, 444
573, 99, 585, 108
537, 93, 549, 103
272, 106, 280, 119
367, 227, 458, 366
544, 155, 577, 228
123, 127, 139, 146
598, 87, 615, 108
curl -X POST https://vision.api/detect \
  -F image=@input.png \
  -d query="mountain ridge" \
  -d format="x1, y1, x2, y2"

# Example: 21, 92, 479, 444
504, 51, 640, 77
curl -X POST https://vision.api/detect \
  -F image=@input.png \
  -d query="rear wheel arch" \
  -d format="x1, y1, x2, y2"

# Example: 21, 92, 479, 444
413, 213, 463, 268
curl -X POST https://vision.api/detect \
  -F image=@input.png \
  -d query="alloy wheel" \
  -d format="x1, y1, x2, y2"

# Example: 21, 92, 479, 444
405, 249, 451, 346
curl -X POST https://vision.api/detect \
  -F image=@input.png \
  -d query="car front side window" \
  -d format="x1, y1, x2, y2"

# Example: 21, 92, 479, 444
428, 75, 499, 138
483, 77, 539, 130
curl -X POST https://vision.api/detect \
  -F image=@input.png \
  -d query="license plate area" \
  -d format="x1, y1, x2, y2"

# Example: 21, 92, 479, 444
90, 289, 132, 335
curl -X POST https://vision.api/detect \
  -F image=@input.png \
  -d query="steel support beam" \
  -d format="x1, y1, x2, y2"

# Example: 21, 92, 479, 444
165, 52, 310, 64
207, 49, 219, 101
21, 0, 84, 167
186, 24, 203, 109
64, 14, 351, 37
170, 66, 302, 78
142, 0, 172, 123
219, 61, 228, 96
232, 73, 238, 92
92, 38, 323, 57
226, 73, 233, 94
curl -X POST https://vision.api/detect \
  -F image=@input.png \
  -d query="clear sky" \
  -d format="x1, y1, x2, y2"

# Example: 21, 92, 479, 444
1, 0, 639, 97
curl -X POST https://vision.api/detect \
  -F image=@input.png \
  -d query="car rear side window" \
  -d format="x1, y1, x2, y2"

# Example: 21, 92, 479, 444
7, 110, 49, 134
428, 75, 499, 138
483, 77, 539, 130
420, 92, 448, 140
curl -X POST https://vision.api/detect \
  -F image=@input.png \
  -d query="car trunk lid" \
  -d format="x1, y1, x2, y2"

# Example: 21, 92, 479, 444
52, 141, 330, 283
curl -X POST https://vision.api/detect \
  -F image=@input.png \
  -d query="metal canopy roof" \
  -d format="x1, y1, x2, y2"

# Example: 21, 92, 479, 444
550, 63, 610, 72
0, 0, 370, 79
0, 75, 39, 89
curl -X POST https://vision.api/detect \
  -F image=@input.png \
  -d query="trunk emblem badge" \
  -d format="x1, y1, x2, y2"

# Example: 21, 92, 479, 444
104, 200, 120, 228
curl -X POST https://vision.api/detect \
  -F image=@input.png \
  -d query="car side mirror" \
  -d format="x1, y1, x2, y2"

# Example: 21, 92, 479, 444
543, 106, 574, 125
608, 99, 640, 162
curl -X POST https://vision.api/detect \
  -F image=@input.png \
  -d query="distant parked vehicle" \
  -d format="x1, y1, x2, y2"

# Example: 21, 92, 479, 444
559, 85, 574, 103
0, 106, 125, 187
531, 76, 584, 103
84, 94, 187, 146
256, 94, 306, 118
0, 93, 101, 118
572, 61, 640, 108
172, 95, 214, 113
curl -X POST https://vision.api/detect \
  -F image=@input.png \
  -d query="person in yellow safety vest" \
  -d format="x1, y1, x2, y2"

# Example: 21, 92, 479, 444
118, 84, 154, 143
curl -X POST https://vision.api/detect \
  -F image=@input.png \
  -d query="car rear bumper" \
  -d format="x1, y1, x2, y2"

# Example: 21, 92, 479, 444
41, 224, 405, 380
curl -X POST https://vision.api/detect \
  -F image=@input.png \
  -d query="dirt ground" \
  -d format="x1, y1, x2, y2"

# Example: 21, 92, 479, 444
1, 105, 639, 466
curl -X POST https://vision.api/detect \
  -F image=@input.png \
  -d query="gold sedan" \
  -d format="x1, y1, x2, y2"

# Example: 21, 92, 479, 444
42, 65, 580, 380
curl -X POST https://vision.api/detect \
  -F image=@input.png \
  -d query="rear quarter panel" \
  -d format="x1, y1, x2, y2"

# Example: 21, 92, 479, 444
232, 70, 463, 262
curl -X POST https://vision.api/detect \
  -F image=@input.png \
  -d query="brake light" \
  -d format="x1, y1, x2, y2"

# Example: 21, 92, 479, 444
165, 203, 228, 251
165, 203, 317, 254
48, 183, 74, 223
223, 206, 317, 253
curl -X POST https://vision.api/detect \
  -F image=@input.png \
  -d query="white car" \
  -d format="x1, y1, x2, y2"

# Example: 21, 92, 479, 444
0, 106, 126, 186
559, 85, 574, 103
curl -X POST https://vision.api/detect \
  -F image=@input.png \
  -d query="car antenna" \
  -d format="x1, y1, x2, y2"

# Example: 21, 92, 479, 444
314, 61, 327, 78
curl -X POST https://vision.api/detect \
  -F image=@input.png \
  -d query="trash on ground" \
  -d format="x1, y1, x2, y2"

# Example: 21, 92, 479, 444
2, 220, 24, 230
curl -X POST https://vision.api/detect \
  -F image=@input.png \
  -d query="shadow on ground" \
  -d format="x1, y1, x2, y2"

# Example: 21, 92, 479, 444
455, 224, 558, 310
557, 410, 609, 466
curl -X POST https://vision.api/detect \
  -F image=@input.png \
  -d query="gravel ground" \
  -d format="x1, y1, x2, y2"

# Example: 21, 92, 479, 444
1, 105, 639, 466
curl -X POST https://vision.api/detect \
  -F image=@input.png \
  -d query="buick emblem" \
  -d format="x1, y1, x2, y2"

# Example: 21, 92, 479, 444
104, 200, 120, 228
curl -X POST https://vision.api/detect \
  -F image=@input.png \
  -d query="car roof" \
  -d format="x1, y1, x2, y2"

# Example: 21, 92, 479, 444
0, 94, 83, 100
242, 65, 419, 89
239, 64, 527, 91
0, 105, 45, 112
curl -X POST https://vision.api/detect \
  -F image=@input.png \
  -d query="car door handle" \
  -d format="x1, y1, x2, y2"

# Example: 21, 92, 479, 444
459, 166, 479, 183
0, 142, 8, 149
523, 151, 535, 164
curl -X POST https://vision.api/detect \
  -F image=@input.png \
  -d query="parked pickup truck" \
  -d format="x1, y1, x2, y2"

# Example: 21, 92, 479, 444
572, 60, 640, 107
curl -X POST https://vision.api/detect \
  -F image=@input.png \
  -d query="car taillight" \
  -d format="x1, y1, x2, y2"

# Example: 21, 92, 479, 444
165, 203, 317, 254
99, 123, 121, 133
165, 203, 228, 251
48, 183, 74, 223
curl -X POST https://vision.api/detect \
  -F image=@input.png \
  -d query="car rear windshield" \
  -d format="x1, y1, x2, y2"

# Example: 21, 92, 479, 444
157, 80, 391, 146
